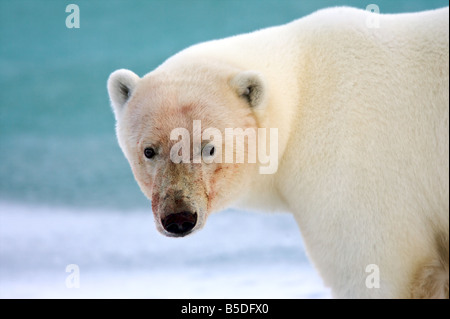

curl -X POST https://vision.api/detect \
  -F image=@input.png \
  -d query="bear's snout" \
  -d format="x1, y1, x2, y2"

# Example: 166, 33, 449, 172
153, 185, 206, 237
161, 211, 198, 237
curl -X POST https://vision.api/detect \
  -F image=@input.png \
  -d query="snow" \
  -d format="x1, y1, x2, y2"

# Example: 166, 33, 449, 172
0, 202, 330, 298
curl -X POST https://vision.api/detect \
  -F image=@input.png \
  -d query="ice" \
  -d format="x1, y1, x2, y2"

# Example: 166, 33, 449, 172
0, 202, 330, 298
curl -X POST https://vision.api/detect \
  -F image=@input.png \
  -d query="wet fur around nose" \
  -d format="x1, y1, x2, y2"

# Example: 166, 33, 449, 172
152, 161, 209, 232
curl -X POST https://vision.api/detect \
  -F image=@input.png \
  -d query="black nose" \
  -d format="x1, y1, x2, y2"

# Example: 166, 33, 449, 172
162, 211, 197, 236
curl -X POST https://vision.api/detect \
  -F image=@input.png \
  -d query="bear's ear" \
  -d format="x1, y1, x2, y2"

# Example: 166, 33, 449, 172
230, 71, 266, 109
107, 69, 140, 118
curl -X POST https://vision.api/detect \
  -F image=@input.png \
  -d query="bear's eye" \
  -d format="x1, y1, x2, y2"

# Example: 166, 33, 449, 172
202, 143, 215, 158
144, 147, 156, 159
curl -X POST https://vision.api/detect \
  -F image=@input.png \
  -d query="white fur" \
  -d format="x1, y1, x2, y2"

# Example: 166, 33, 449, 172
109, 7, 449, 298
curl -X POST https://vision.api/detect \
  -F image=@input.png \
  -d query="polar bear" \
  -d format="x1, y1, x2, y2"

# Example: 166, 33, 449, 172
107, 7, 449, 298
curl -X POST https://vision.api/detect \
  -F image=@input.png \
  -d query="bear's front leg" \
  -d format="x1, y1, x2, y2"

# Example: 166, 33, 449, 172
290, 207, 434, 298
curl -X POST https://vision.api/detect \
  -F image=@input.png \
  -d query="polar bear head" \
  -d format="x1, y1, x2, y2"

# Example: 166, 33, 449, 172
107, 60, 274, 237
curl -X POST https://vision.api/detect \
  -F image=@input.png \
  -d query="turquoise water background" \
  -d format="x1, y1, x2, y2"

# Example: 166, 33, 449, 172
1, 0, 448, 209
